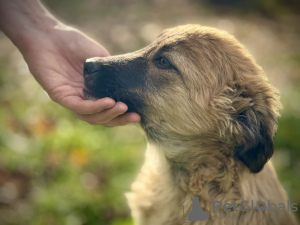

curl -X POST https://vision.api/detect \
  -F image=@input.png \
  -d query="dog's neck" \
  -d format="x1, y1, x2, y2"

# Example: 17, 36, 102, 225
150, 134, 243, 205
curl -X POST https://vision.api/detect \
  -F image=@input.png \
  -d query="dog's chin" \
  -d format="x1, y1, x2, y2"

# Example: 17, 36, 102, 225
83, 88, 143, 114
83, 89, 99, 101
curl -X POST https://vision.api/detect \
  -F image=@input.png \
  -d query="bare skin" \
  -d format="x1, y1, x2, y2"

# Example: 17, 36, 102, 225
0, 0, 141, 126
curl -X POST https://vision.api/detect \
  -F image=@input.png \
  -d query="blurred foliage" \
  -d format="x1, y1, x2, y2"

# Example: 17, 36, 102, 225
0, 44, 144, 224
0, 0, 299, 224
202, 0, 300, 18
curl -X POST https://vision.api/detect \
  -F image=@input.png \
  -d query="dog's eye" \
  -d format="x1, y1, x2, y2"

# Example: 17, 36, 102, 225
159, 57, 169, 67
155, 56, 172, 69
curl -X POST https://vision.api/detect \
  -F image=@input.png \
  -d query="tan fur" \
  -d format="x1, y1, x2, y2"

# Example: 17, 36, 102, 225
84, 24, 298, 225
127, 146, 297, 225
124, 25, 298, 225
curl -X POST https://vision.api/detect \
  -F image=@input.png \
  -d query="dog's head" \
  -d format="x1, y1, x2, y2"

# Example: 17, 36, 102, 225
83, 24, 280, 173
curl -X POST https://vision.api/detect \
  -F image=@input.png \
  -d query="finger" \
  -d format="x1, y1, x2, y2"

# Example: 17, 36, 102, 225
102, 112, 141, 127
61, 96, 116, 114
77, 102, 129, 125
76, 31, 110, 57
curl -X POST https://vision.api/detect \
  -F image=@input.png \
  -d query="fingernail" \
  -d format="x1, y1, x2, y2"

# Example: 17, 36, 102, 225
101, 98, 115, 107
129, 114, 141, 123
117, 102, 128, 113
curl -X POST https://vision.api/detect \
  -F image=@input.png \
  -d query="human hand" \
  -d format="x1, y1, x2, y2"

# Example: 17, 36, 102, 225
23, 26, 141, 126
0, 0, 141, 126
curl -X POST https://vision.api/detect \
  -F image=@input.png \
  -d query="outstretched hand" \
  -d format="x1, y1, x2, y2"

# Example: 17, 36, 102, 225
23, 26, 141, 126
0, 0, 140, 126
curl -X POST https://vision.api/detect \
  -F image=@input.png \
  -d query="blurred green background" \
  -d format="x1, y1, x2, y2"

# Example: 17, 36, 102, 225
0, 0, 299, 224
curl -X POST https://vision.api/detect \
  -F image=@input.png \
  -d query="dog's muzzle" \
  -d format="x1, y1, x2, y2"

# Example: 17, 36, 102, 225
83, 59, 112, 100
82, 56, 147, 114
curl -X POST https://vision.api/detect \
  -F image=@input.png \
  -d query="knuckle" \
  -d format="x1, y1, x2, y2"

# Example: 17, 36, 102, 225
101, 98, 113, 106
99, 117, 111, 124
88, 120, 98, 125
101, 122, 114, 127
119, 117, 129, 126
91, 116, 111, 125
49, 95, 60, 103
79, 116, 98, 125
115, 103, 127, 113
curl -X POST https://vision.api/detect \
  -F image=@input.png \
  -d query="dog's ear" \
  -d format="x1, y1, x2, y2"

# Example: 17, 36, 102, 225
209, 83, 279, 173
233, 107, 276, 173
228, 81, 281, 173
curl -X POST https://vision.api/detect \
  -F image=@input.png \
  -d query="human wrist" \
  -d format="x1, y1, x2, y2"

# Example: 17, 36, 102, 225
0, 0, 60, 51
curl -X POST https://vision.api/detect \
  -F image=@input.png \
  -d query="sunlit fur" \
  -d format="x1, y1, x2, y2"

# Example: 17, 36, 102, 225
84, 24, 298, 225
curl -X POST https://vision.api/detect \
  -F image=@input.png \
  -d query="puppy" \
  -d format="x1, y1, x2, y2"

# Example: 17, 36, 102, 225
83, 25, 298, 225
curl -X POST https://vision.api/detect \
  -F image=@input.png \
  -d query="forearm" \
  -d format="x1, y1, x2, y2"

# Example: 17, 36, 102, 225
0, 0, 60, 52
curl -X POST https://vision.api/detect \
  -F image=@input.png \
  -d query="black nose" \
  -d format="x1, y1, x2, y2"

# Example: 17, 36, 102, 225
84, 61, 99, 74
